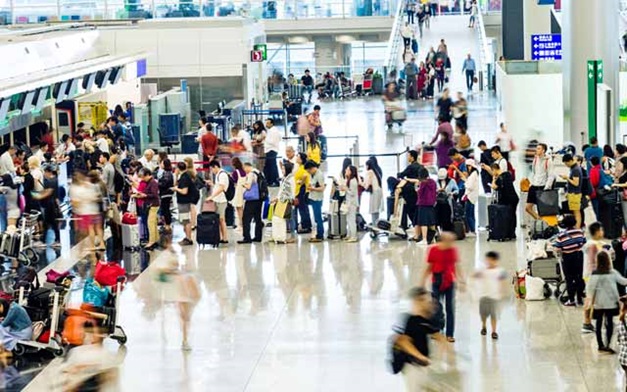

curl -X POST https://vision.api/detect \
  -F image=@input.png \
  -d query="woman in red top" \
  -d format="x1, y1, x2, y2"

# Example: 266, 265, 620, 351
417, 61, 428, 99
420, 232, 465, 342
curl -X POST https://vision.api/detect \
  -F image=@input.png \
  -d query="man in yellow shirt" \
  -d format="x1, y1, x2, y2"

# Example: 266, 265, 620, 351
294, 152, 312, 234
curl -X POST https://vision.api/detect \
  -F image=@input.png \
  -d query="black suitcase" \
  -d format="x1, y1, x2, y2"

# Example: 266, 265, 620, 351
600, 196, 624, 240
225, 204, 236, 228
488, 204, 514, 241
197, 212, 221, 248
387, 196, 396, 220
613, 239, 627, 296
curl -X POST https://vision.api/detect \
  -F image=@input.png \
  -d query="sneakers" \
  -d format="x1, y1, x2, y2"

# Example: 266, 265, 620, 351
181, 342, 192, 351
308, 238, 323, 243
416, 240, 428, 246
582, 323, 595, 334
563, 300, 576, 307
178, 238, 193, 246
345, 237, 358, 243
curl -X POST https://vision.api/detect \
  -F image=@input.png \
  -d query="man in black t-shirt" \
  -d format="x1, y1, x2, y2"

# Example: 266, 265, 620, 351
301, 69, 314, 103
391, 287, 444, 389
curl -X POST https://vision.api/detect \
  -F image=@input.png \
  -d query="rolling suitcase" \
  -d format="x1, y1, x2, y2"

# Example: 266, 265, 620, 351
527, 257, 561, 281
599, 190, 624, 239
197, 212, 221, 248
121, 223, 140, 250
477, 193, 492, 229
453, 220, 466, 240
271, 216, 287, 243
327, 200, 347, 239
488, 204, 513, 241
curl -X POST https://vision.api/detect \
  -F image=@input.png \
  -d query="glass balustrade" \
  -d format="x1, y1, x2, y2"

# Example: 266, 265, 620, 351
0, 0, 398, 24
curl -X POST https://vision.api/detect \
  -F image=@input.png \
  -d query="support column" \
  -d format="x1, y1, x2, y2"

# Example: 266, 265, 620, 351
501, 0, 524, 60
563, 0, 619, 148
523, 1, 552, 60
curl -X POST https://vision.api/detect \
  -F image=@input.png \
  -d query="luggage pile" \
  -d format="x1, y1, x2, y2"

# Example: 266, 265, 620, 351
0, 211, 40, 266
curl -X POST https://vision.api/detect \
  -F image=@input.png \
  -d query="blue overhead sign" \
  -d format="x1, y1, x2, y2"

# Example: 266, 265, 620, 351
537, 0, 555, 5
531, 34, 562, 61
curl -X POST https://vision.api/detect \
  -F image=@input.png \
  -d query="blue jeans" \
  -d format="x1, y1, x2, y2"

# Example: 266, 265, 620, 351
297, 187, 311, 231
0, 194, 6, 233
309, 199, 324, 240
432, 284, 455, 338
465, 201, 475, 233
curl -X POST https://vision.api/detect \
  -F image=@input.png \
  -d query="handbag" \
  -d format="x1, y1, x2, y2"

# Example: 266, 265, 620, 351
83, 278, 110, 307
45, 269, 70, 284
94, 261, 126, 287
536, 189, 560, 216
243, 182, 260, 201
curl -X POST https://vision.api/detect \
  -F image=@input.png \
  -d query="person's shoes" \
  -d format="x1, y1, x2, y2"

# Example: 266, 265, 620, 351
480, 328, 487, 336
466, 232, 476, 237
563, 300, 576, 307
446, 337, 456, 343
605, 347, 616, 354
252, 238, 263, 243
491, 332, 499, 340
286, 238, 296, 244
577, 298, 584, 306
582, 323, 595, 334
50, 242, 61, 248
178, 238, 193, 246
220, 240, 229, 244
237, 240, 252, 244
298, 229, 312, 234
309, 238, 322, 243
181, 342, 192, 351
346, 237, 358, 243
417, 240, 428, 246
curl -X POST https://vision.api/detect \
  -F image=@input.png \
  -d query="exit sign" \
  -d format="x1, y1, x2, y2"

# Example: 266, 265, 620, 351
251, 50, 264, 62
253, 44, 267, 60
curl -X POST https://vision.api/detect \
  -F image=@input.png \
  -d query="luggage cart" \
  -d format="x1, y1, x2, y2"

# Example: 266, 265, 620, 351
384, 103, 406, 130
527, 240, 566, 300
93, 276, 128, 345
13, 286, 66, 357
418, 144, 437, 176
368, 197, 408, 240
0, 211, 40, 267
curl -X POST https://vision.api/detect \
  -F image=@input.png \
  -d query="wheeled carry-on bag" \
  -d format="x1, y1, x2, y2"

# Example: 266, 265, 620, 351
271, 216, 287, 243
197, 212, 221, 248
599, 190, 624, 239
488, 204, 513, 241
328, 200, 347, 239
121, 223, 140, 250
528, 257, 562, 282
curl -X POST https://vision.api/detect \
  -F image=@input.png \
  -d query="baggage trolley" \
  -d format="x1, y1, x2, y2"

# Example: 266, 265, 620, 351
368, 197, 408, 240
527, 245, 566, 300
14, 286, 66, 357
385, 103, 406, 130
418, 144, 437, 175
0, 211, 40, 267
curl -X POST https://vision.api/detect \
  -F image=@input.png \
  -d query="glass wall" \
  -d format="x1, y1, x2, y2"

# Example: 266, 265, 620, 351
0, 0, 398, 24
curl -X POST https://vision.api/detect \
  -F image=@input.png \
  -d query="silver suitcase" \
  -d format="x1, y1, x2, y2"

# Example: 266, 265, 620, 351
122, 223, 140, 250
477, 193, 493, 229
527, 257, 562, 281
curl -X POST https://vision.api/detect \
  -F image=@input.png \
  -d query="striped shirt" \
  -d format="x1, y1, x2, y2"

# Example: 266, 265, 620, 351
552, 228, 587, 254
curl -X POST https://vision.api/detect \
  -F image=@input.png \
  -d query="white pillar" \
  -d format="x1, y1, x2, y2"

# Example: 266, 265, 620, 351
523, 1, 551, 60
562, 0, 620, 148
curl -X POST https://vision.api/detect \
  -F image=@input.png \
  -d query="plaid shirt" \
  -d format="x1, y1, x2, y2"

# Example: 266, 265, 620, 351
618, 320, 627, 366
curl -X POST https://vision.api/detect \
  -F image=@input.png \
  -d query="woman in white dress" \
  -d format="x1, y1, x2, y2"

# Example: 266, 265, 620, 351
361, 159, 383, 225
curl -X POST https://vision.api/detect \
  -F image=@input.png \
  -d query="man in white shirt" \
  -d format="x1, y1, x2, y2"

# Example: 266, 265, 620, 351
207, 160, 230, 243
34, 143, 49, 164
495, 122, 513, 161
264, 118, 282, 186
138, 149, 157, 172
95, 132, 110, 154
481, 146, 508, 176
525, 143, 554, 220
0, 146, 16, 176
55, 134, 76, 161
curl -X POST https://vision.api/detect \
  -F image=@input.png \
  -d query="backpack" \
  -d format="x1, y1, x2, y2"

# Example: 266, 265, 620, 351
220, 171, 236, 201
13, 267, 40, 291
113, 169, 125, 194
598, 169, 614, 189
72, 149, 88, 173
580, 168, 592, 196
504, 159, 516, 181
254, 169, 269, 201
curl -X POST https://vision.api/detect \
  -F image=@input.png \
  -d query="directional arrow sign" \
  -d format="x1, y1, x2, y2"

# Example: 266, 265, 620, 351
531, 34, 562, 60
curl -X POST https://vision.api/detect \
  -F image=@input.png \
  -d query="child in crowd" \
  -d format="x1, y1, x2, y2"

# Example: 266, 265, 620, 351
583, 222, 613, 333
473, 251, 507, 340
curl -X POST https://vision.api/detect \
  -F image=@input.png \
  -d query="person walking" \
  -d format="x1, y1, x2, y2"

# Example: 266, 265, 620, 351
587, 250, 627, 353
401, 22, 413, 48
495, 123, 514, 161
305, 161, 326, 243
461, 53, 476, 92
239, 163, 264, 244
552, 214, 587, 307
468, 0, 478, 28
404, 58, 419, 100
341, 165, 360, 243
420, 232, 465, 342
416, 5, 427, 38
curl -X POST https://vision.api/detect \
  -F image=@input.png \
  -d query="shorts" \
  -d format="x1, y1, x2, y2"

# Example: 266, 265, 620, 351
178, 203, 191, 223
78, 214, 102, 232
415, 206, 437, 226
479, 297, 499, 320
567, 193, 582, 212
526, 185, 543, 205
215, 202, 227, 218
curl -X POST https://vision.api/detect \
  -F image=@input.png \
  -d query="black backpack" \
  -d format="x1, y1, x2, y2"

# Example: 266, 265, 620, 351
72, 149, 88, 173
113, 169, 125, 194
254, 169, 269, 201
220, 171, 236, 201
581, 169, 592, 197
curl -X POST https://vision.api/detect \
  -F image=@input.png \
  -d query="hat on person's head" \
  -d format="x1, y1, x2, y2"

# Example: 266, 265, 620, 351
466, 159, 476, 168
437, 168, 448, 180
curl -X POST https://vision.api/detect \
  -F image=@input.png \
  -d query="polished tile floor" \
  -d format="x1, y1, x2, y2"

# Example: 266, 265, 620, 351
24, 15, 625, 392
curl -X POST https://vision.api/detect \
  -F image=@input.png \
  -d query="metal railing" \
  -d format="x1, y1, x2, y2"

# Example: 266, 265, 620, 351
475, 0, 493, 90
383, 0, 404, 74
0, 0, 396, 25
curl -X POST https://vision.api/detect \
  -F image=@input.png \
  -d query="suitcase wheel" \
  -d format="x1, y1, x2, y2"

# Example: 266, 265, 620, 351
369, 231, 378, 239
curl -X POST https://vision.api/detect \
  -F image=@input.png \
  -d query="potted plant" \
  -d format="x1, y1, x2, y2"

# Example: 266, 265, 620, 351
372, 71, 384, 94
